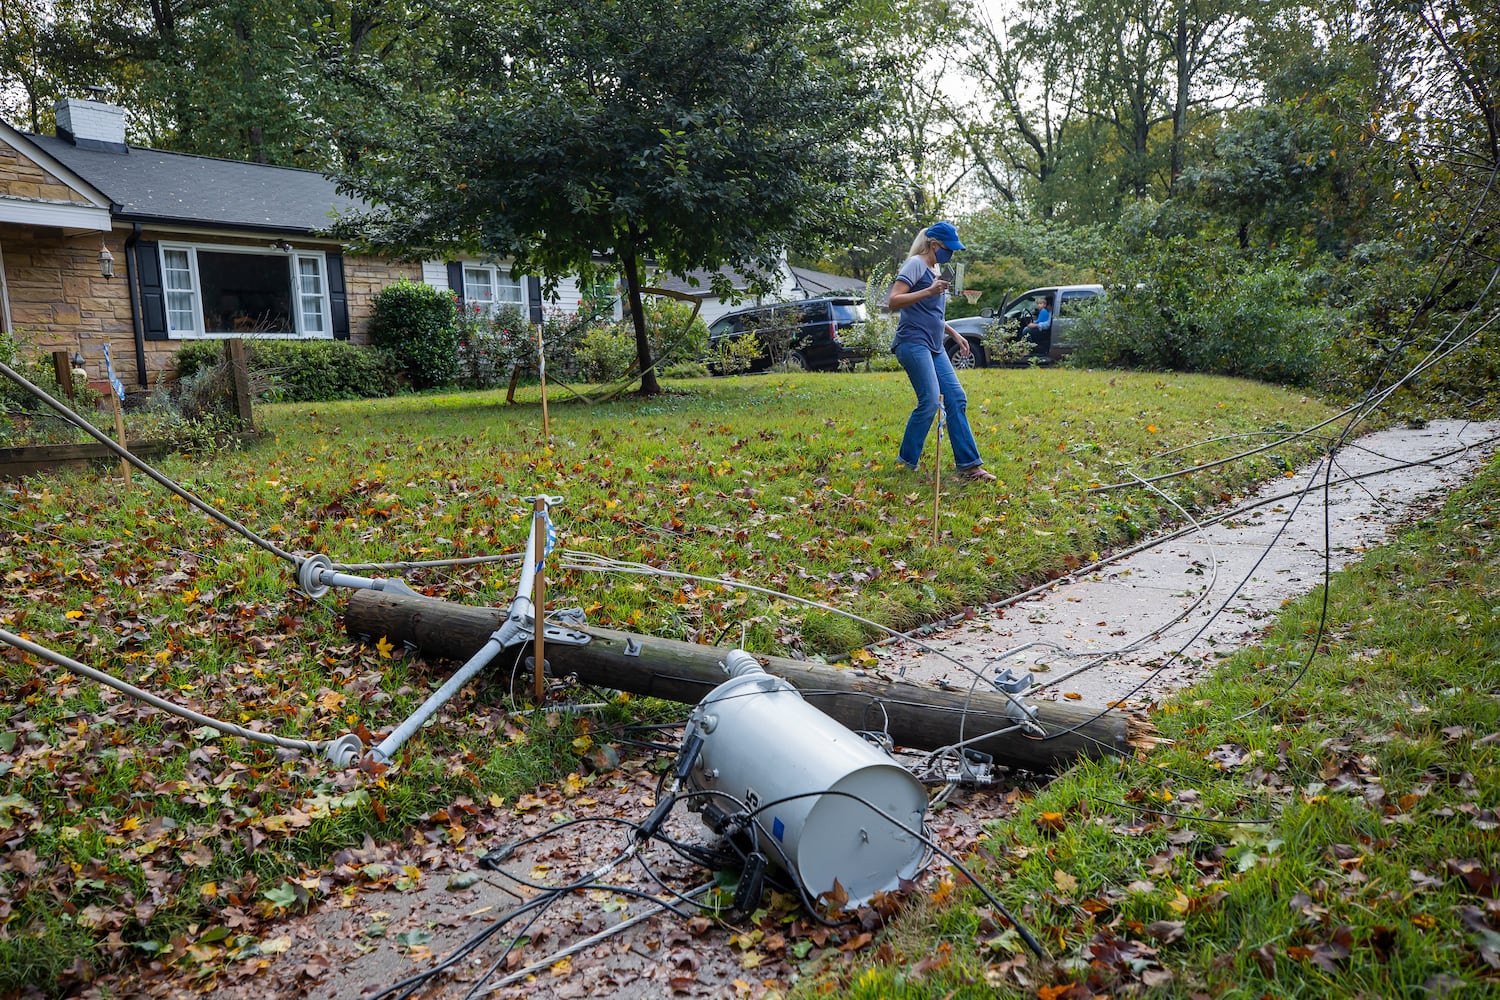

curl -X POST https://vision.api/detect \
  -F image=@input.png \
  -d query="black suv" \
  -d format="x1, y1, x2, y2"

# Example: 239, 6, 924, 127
707, 297, 867, 373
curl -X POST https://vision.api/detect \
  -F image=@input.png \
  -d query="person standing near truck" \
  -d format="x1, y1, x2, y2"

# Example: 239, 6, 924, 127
886, 221, 997, 483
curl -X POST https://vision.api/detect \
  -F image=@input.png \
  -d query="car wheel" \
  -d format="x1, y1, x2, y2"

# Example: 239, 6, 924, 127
947, 339, 980, 369
781, 351, 808, 372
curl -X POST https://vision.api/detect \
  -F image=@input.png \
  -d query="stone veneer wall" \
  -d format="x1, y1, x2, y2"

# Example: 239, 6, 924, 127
0, 224, 134, 382
342, 255, 422, 348
0, 222, 418, 388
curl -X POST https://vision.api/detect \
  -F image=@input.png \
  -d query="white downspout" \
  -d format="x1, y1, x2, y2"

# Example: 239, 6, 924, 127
0, 238, 13, 334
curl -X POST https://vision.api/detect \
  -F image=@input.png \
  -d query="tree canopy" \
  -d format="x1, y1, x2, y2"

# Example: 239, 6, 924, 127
331, 0, 888, 393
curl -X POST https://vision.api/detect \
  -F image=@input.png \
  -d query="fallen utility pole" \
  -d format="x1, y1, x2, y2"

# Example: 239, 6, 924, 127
344, 591, 1136, 774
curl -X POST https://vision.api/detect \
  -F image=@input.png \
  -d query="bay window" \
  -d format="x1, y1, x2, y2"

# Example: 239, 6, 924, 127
158, 242, 333, 337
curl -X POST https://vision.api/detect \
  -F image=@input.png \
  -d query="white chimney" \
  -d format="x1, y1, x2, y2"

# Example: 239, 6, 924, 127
55, 98, 127, 150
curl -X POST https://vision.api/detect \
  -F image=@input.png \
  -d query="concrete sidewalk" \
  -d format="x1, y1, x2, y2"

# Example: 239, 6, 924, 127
880, 419, 1500, 712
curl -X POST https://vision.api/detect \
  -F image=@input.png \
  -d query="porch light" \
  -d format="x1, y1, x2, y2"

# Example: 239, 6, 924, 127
98, 243, 114, 279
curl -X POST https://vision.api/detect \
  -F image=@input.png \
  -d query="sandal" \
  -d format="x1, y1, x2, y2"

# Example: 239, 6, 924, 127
963, 467, 998, 483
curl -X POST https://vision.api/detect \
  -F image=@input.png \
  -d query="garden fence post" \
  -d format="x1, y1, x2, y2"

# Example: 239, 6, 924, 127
223, 338, 254, 431
51, 352, 75, 401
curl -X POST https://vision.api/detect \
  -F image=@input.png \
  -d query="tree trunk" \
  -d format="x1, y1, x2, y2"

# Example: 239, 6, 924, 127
618, 225, 660, 396
343, 590, 1138, 775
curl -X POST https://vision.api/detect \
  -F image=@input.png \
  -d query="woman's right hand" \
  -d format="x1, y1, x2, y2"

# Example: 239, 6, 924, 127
929, 278, 950, 297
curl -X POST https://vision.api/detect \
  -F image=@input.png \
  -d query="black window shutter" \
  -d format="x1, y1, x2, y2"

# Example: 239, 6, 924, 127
327, 253, 350, 340
447, 262, 465, 302
135, 241, 168, 340
527, 276, 542, 324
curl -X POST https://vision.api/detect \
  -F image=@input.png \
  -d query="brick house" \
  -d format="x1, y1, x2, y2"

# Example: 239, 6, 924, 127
0, 98, 584, 389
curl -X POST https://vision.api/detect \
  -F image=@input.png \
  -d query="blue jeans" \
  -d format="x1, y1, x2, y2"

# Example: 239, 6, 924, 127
893, 341, 983, 471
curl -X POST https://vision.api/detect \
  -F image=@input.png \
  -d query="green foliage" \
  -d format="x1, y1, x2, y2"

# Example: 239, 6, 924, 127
709, 332, 765, 376
571, 299, 710, 384
335, 0, 888, 394
835, 262, 897, 370
369, 280, 459, 390
662, 360, 710, 379
455, 304, 535, 390
957, 210, 1108, 312
1319, 240, 1500, 416
574, 325, 638, 383
0, 328, 101, 446
642, 298, 710, 366
1069, 237, 1330, 385
173, 339, 399, 403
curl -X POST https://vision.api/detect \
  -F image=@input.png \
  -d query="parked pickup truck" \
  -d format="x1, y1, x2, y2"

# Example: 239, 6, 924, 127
946, 284, 1105, 367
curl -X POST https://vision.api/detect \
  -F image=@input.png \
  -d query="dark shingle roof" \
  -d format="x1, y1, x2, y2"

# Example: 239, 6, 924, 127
25, 133, 363, 234
651, 264, 773, 298
788, 265, 866, 297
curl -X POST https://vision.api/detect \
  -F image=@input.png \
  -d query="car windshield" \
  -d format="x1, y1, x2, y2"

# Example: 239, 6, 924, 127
831, 303, 866, 323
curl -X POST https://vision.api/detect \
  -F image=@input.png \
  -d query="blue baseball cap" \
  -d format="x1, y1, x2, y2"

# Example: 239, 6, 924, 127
926, 221, 965, 251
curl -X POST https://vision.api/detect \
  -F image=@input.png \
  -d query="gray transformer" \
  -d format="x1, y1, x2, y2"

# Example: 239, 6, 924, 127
686, 651, 929, 907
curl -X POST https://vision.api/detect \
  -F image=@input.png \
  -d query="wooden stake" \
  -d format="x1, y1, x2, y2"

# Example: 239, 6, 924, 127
932, 393, 943, 545
51, 352, 75, 401
532, 498, 547, 704
109, 391, 129, 485
537, 322, 550, 441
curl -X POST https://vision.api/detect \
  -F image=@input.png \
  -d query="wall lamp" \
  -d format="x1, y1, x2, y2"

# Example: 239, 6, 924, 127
99, 243, 114, 279
271, 239, 295, 254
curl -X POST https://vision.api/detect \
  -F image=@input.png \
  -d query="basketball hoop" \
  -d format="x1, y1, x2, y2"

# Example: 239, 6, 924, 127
962, 289, 982, 305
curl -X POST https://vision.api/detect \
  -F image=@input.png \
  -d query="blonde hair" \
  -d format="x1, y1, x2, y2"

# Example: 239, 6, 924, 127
908, 227, 933, 258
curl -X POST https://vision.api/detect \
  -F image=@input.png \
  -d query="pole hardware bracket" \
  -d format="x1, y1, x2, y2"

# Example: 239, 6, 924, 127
297, 553, 421, 600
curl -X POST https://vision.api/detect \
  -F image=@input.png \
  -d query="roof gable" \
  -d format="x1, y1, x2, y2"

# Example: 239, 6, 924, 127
0, 121, 112, 230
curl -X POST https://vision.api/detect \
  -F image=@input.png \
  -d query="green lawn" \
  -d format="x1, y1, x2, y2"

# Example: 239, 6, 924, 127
0, 369, 1337, 992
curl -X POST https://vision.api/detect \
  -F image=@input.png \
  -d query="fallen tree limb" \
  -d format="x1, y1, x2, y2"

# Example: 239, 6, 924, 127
344, 590, 1135, 774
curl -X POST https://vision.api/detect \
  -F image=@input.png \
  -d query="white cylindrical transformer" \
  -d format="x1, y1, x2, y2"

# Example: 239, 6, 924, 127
686, 651, 928, 907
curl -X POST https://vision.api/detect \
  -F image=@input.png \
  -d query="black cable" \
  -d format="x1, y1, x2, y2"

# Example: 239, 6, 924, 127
0, 359, 302, 566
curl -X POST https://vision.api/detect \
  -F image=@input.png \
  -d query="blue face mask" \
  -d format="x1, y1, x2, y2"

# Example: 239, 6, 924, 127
934, 246, 954, 264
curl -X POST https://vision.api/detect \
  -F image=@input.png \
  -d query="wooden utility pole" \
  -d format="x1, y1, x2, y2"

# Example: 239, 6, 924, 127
344, 590, 1136, 774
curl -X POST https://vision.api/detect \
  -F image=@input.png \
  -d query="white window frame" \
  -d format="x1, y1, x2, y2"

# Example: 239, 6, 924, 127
158, 241, 333, 340
462, 262, 525, 315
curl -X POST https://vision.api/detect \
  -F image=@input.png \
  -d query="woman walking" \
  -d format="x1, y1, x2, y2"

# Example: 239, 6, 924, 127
886, 221, 996, 482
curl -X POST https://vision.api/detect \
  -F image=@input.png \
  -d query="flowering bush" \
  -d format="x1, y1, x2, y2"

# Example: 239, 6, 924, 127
456, 303, 536, 389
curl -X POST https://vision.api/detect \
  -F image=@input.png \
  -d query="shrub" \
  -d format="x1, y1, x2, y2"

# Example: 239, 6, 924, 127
1318, 240, 1500, 414
575, 324, 638, 382
0, 328, 101, 445
173, 339, 399, 402
662, 360, 710, 379
1069, 238, 1328, 385
641, 298, 709, 365
827, 262, 897, 372
456, 303, 537, 390
369, 279, 459, 389
709, 333, 764, 375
